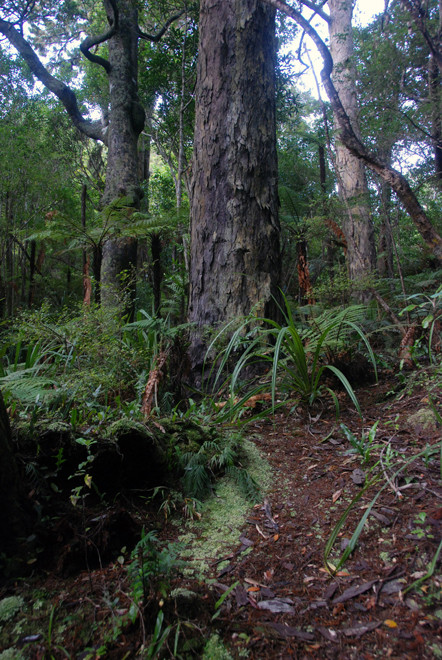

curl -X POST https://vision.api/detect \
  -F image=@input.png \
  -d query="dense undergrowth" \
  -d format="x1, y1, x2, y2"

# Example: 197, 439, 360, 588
0, 276, 441, 657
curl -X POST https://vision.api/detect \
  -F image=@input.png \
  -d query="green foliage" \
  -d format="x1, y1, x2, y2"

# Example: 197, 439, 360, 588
400, 284, 442, 363
127, 529, 183, 606
340, 420, 381, 465
209, 295, 377, 420
0, 597, 24, 623
324, 436, 442, 574
203, 634, 234, 659
175, 432, 260, 502
0, 302, 180, 427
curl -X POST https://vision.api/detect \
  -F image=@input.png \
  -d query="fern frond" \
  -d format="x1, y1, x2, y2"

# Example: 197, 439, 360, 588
225, 466, 261, 502
182, 464, 211, 499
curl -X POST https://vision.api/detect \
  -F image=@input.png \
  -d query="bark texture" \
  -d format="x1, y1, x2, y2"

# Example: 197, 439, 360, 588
189, 0, 281, 371
328, 0, 376, 284
99, 0, 145, 310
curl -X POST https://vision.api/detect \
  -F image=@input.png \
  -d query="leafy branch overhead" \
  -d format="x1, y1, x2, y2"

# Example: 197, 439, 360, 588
263, 0, 442, 264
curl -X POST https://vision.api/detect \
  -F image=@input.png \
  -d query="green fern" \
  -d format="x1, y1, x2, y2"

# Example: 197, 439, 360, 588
0, 369, 56, 404
182, 463, 212, 499
225, 465, 261, 502
210, 443, 236, 470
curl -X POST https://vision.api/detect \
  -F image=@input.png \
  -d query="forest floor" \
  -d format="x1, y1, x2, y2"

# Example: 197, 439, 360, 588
1, 369, 442, 659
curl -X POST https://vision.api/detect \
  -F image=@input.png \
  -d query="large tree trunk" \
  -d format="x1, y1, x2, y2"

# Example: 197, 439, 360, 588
328, 0, 376, 285
188, 0, 281, 374
100, 0, 145, 313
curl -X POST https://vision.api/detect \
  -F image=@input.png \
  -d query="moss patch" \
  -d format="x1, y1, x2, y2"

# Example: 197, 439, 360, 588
176, 437, 272, 579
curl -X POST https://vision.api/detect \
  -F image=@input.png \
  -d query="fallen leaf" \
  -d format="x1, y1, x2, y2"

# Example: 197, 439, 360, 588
317, 627, 339, 642
332, 579, 378, 604
370, 509, 392, 525
267, 623, 315, 641
351, 468, 366, 485
323, 582, 339, 601
380, 579, 406, 595
239, 535, 254, 547
257, 599, 295, 614
332, 489, 342, 502
244, 577, 266, 588
234, 585, 249, 607
264, 568, 274, 582
342, 621, 381, 637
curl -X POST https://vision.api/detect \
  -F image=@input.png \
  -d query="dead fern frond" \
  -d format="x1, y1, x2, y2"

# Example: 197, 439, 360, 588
141, 350, 169, 417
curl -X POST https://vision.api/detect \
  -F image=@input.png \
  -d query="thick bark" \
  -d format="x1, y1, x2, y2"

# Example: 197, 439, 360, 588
262, 0, 442, 265
189, 0, 281, 371
328, 0, 376, 284
99, 0, 145, 311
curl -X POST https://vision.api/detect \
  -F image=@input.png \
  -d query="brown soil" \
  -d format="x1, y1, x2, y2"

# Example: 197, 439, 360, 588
1, 373, 441, 659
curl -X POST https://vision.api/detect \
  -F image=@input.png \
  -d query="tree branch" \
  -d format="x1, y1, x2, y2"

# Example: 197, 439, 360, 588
262, 0, 442, 263
400, 0, 442, 72
300, 0, 330, 24
79, 0, 119, 72
0, 18, 105, 143
138, 10, 184, 42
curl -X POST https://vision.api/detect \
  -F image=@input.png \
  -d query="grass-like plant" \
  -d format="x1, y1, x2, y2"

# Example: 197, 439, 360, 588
207, 294, 377, 420
324, 438, 442, 575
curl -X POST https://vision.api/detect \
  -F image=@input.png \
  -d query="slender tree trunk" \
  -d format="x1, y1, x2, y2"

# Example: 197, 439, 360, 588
296, 226, 314, 304
5, 192, 14, 317
81, 184, 92, 305
100, 0, 145, 314
93, 245, 102, 304
328, 0, 376, 286
189, 0, 281, 374
429, 54, 442, 186
28, 240, 36, 306
151, 233, 163, 314
377, 147, 395, 278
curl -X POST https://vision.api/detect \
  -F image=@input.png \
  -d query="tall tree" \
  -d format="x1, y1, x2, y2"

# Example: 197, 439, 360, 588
327, 0, 376, 286
263, 0, 442, 264
0, 1, 182, 309
188, 0, 281, 373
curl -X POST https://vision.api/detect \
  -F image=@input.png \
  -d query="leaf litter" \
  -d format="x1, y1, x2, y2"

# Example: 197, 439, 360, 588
1, 376, 441, 658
